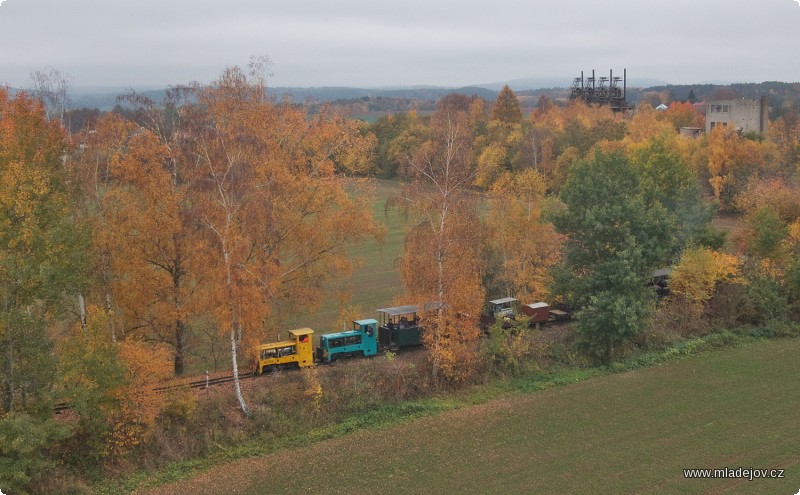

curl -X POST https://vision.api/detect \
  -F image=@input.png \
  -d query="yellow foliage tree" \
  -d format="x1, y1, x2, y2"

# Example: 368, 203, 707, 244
703, 127, 770, 207
625, 104, 673, 144
394, 105, 485, 382
486, 169, 563, 301
474, 142, 507, 189
789, 219, 800, 248
669, 247, 744, 311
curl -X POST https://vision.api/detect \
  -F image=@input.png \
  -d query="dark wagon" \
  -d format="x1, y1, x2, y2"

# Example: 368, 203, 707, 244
376, 305, 424, 351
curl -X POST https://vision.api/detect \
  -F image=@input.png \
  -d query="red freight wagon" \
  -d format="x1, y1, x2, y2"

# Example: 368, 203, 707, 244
521, 302, 550, 323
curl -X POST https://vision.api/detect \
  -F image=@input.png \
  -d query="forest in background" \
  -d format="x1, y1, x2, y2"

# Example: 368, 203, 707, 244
2, 67, 800, 493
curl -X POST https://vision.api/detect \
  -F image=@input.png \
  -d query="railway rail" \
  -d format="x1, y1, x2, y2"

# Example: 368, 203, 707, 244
154, 371, 258, 392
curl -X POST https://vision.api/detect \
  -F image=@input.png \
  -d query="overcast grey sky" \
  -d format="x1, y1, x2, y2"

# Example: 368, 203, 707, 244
1, 0, 799, 89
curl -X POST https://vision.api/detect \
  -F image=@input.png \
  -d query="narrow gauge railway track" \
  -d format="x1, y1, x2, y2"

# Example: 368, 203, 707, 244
54, 372, 260, 413
53, 344, 445, 413
154, 371, 258, 392
57, 317, 562, 413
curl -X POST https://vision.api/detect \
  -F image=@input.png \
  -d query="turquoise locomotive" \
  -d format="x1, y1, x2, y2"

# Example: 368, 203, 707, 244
316, 319, 379, 363
314, 305, 427, 363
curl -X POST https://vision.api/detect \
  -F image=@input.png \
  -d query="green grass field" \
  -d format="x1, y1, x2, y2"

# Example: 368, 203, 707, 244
144, 337, 800, 495
281, 178, 408, 334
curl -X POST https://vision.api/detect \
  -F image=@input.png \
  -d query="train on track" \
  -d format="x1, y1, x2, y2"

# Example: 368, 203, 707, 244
253, 269, 671, 373
254, 300, 567, 374
480, 297, 571, 330
255, 304, 436, 373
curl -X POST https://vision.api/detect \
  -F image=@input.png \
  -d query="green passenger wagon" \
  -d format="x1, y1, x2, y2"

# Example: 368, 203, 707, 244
376, 305, 424, 351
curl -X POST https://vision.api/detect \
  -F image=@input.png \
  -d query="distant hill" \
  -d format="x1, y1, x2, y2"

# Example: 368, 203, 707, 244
267, 86, 498, 102
58, 85, 498, 111
47, 79, 800, 128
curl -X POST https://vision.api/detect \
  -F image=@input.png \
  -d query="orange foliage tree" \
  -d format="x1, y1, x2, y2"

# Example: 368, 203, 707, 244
109, 338, 172, 459
394, 101, 485, 382
98, 115, 203, 376
58, 306, 172, 463
661, 101, 704, 131
71, 113, 145, 340
174, 66, 382, 414
491, 85, 523, 124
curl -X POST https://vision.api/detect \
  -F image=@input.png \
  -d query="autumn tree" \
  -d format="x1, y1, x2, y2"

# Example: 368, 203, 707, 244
0, 89, 86, 490
701, 126, 771, 208
554, 152, 672, 362
73, 100, 207, 376
108, 132, 200, 374
525, 101, 628, 192
732, 179, 800, 321
177, 67, 382, 414
485, 169, 563, 301
474, 141, 508, 188
786, 220, 800, 317
58, 306, 172, 464
723, 177, 800, 323
393, 103, 485, 381
71, 113, 144, 339
766, 116, 800, 175
669, 247, 743, 312
524, 100, 631, 192
734, 178, 800, 261
527, 101, 568, 189
660, 100, 704, 131
735, 177, 800, 223
472, 88, 531, 190
624, 104, 673, 144
491, 85, 522, 124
